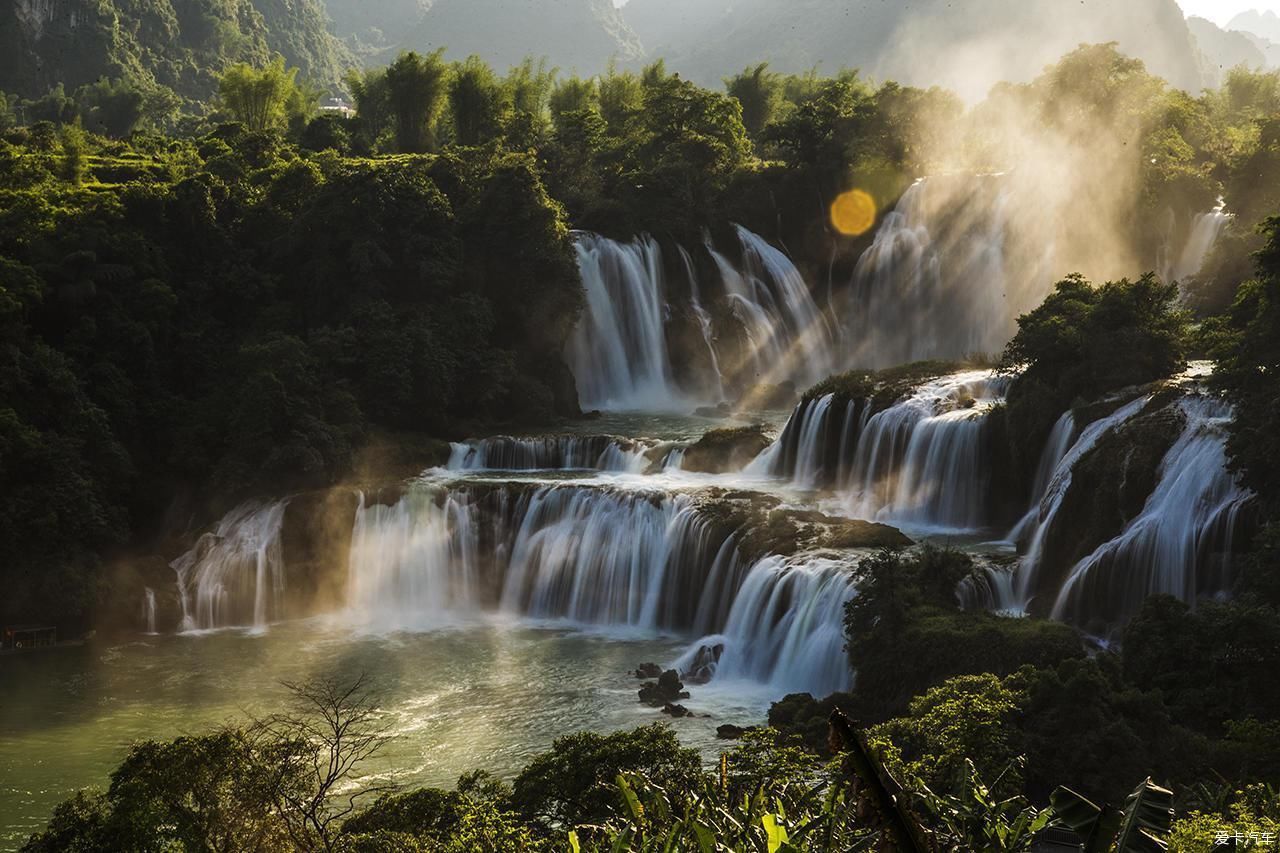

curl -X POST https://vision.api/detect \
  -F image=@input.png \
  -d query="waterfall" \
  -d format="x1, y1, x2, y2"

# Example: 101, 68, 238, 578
673, 554, 856, 697
1010, 396, 1150, 611
753, 370, 1008, 531
447, 435, 651, 472
1050, 396, 1253, 628
567, 233, 682, 410
708, 226, 835, 389
843, 177, 1030, 368
1161, 202, 1231, 285
567, 226, 838, 410
172, 501, 289, 632
680, 246, 726, 403
346, 483, 735, 633
142, 587, 157, 635
746, 393, 844, 489
1008, 411, 1077, 543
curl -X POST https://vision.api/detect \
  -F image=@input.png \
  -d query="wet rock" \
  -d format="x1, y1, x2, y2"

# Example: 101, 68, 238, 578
695, 403, 732, 419
635, 662, 662, 679
716, 724, 757, 739
662, 703, 692, 718
638, 669, 690, 706
680, 642, 724, 685
681, 425, 773, 474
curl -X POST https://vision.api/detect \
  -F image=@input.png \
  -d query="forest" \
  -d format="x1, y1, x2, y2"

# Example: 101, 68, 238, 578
2, 18, 1280, 853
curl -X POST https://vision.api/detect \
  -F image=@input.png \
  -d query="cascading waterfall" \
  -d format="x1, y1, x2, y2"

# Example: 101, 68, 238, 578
1008, 411, 1077, 543
843, 177, 1035, 368
1050, 396, 1253, 628
752, 370, 1009, 531
447, 435, 651, 473
674, 554, 857, 697
566, 226, 839, 411
1010, 396, 1151, 611
708, 226, 835, 389
344, 480, 857, 694
680, 246, 726, 403
568, 233, 682, 410
1161, 202, 1231, 286
171, 501, 289, 632
346, 483, 736, 633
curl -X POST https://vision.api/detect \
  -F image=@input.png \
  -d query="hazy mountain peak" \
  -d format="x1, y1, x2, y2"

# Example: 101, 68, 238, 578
1227, 8, 1280, 44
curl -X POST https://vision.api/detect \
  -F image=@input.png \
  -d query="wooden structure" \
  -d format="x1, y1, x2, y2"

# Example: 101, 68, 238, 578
2, 625, 57, 651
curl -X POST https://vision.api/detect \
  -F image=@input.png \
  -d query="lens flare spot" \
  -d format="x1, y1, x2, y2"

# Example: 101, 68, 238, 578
830, 189, 877, 236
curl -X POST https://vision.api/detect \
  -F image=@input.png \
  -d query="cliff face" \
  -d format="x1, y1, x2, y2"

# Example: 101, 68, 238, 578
1188, 16, 1269, 87
1, 0, 350, 101
621, 0, 1207, 97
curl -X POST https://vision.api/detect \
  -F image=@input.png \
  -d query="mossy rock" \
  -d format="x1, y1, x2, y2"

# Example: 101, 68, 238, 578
695, 489, 910, 562
803, 360, 965, 411
681, 425, 773, 473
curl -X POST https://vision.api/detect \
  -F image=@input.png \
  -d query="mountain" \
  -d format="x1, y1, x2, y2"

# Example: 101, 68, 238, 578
1238, 30, 1280, 69
399, 0, 643, 73
1188, 16, 1269, 85
620, 0, 1206, 99
324, 0, 432, 52
0, 0, 351, 102
1227, 9, 1280, 44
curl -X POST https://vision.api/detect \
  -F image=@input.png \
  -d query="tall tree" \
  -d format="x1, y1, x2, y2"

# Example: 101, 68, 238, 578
385, 50, 450, 154
725, 62, 783, 137
448, 56, 504, 147
217, 57, 301, 132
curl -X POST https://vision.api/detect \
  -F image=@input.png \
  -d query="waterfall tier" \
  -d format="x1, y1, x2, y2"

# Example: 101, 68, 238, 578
751, 370, 1010, 532
1049, 396, 1253, 628
171, 501, 289, 632
447, 435, 653, 473
567, 226, 835, 411
347, 483, 738, 633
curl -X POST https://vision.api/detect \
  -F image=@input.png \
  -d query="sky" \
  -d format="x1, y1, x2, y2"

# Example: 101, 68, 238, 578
1175, 1, 1280, 26
612, 0, 1280, 29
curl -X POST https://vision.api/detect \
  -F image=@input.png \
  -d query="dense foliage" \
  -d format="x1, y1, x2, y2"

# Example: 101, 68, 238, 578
25, 675, 1275, 852
0, 122, 580, 631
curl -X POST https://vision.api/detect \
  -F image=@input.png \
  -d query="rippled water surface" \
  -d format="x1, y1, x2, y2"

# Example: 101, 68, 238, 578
0, 621, 775, 849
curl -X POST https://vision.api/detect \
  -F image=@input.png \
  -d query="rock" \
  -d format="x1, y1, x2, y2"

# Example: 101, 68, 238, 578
635, 662, 662, 679
679, 642, 723, 685
662, 703, 692, 718
716, 724, 757, 739
681, 425, 773, 474
638, 669, 690, 706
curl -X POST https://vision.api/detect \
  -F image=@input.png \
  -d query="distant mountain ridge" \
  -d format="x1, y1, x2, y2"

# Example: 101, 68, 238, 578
1188, 16, 1270, 84
619, 0, 1206, 99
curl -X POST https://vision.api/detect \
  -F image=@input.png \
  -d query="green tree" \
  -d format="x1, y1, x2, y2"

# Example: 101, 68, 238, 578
725, 62, 784, 137
549, 75, 598, 129
345, 67, 392, 151
448, 56, 505, 147
385, 50, 450, 154
75, 78, 145, 137
510, 724, 703, 828
218, 56, 301, 132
